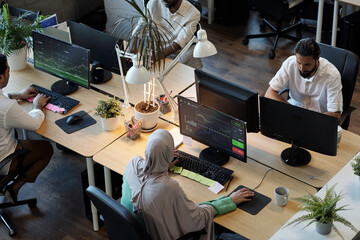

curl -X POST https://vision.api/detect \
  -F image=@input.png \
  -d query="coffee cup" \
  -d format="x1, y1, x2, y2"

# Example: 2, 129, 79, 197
274, 186, 289, 207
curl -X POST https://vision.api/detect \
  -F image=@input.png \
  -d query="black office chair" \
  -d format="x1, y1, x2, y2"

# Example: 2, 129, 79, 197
318, 43, 359, 130
86, 186, 204, 240
242, 0, 305, 59
0, 149, 37, 237
0, 1, 40, 21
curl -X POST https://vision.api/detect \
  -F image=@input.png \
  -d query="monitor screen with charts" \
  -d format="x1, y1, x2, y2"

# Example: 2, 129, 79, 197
178, 96, 247, 165
195, 69, 259, 133
260, 96, 338, 166
33, 31, 90, 95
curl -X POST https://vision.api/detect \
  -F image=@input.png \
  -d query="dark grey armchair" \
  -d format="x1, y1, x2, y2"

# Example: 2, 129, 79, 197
318, 43, 359, 130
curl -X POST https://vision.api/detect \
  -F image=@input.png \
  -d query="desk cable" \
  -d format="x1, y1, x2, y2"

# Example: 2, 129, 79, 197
252, 168, 273, 191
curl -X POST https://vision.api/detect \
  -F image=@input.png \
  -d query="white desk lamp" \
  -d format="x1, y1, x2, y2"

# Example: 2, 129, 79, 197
115, 44, 151, 108
116, 26, 217, 122
155, 26, 217, 122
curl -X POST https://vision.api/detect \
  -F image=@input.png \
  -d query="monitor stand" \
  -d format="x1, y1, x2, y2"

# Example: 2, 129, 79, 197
199, 147, 229, 166
51, 80, 78, 95
280, 141, 311, 166
91, 62, 112, 84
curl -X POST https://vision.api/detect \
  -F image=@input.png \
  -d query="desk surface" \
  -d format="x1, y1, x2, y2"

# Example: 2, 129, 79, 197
4, 64, 133, 157
247, 131, 360, 189
93, 123, 317, 240
91, 58, 195, 106
270, 151, 360, 240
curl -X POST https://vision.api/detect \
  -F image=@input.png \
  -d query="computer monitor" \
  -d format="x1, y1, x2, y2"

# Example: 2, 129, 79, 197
260, 96, 338, 167
33, 31, 90, 95
178, 96, 247, 165
195, 69, 259, 133
68, 20, 123, 84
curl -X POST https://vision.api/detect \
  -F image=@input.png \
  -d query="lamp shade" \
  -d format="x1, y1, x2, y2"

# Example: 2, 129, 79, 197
125, 64, 151, 84
193, 29, 217, 58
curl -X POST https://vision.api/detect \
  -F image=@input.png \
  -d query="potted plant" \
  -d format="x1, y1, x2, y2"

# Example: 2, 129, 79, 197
94, 97, 124, 131
0, 4, 42, 70
113, 0, 175, 130
351, 155, 360, 179
284, 184, 358, 239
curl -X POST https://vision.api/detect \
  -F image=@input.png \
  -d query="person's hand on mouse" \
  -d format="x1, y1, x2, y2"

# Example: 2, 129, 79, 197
230, 188, 254, 204
33, 93, 50, 110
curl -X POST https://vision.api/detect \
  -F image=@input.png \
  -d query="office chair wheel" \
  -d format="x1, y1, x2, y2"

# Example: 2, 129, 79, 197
9, 229, 16, 237
269, 51, 275, 59
28, 199, 37, 208
242, 38, 249, 45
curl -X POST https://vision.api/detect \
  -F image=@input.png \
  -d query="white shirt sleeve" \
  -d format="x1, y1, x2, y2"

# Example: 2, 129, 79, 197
5, 101, 45, 131
326, 73, 343, 113
269, 57, 292, 92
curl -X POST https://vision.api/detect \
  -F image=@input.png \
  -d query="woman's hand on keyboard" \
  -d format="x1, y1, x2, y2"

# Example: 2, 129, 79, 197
168, 150, 179, 169
230, 188, 254, 204
33, 93, 51, 109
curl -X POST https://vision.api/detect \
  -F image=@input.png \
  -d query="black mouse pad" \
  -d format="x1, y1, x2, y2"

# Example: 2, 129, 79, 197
55, 110, 96, 134
228, 185, 271, 215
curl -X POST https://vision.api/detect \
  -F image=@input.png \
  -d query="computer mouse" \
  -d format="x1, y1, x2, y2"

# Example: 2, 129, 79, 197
66, 115, 83, 125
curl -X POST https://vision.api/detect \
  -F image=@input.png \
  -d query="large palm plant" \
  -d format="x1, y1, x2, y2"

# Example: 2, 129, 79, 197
0, 4, 42, 56
112, 0, 175, 73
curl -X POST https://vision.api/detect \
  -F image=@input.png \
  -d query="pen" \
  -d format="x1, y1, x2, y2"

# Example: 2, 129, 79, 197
225, 176, 233, 191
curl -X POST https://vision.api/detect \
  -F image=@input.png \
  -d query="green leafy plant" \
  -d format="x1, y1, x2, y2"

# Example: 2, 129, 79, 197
94, 97, 124, 119
284, 184, 358, 239
0, 4, 43, 56
351, 155, 360, 176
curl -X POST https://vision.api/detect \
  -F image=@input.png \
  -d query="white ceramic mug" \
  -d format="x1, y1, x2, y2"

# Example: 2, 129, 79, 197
274, 186, 289, 207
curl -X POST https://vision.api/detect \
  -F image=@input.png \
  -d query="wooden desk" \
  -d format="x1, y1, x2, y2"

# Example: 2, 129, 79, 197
93, 123, 317, 239
91, 58, 195, 107
270, 151, 360, 240
316, 0, 360, 45
247, 131, 360, 189
4, 63, 134, 231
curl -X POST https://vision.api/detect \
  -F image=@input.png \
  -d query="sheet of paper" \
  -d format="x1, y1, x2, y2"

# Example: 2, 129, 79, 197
183, 135, 192, 147
208, 182, 224, 194
169, 127, 183, 149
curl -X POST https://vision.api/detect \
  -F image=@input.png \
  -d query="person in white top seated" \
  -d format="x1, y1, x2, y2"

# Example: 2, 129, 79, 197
265, 38, 343, 120
0, 54, 53, 203
135, 0, 202, 69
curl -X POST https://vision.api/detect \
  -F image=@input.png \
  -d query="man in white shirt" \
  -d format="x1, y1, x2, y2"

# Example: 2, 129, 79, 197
0, 54, 53, 203
265, 38, 343, 120
139, 0, 201, 69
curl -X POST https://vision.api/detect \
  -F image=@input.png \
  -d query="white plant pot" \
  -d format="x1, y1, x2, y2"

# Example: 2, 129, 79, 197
7, 47, 27, 71
100, 117, 119, 131
134, 103, 160, 130
316, 222, 332, 235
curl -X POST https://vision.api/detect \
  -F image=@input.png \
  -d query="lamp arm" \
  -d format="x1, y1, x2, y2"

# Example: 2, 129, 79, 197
115, 44, 131, 108
157, 78, 179, 123
158, 35, 197, 82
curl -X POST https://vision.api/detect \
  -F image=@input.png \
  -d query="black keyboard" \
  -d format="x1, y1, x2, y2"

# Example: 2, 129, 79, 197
175, 150, 233, 185
31, 84, 79, 114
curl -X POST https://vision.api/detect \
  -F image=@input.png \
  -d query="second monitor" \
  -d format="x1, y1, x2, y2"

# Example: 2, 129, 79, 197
260, 96, 338, 166
195, 69, 259, 133
68, 21, 123, 84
